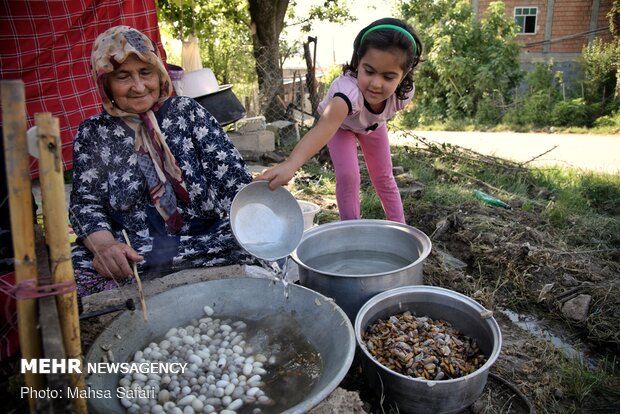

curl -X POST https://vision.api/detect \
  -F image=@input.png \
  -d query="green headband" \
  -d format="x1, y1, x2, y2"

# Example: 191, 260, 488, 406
360, 24, 417, 55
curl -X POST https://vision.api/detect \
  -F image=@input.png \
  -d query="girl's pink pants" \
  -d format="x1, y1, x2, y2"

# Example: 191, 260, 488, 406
327, 124, 405, 223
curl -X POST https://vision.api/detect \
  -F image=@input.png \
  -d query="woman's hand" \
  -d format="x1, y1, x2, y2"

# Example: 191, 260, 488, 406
85, 230, 144, 279
254, 160, 297, 190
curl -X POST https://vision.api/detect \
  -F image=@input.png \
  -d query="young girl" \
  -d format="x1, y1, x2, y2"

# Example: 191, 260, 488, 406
257, 17, 422, 223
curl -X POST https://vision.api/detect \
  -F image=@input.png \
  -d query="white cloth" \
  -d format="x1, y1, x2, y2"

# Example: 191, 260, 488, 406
182, 34, 202, 71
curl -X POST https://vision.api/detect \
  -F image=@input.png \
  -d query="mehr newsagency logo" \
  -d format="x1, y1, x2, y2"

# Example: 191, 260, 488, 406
20, 358, 187, 399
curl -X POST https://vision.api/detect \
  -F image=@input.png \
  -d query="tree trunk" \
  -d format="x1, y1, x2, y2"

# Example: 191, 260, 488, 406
303, 38, 319, 116
248, 0, 289, 122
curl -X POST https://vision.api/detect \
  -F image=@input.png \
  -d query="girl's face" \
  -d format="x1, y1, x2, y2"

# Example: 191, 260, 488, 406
107, 54, 160, 114
357, 47, 407, 111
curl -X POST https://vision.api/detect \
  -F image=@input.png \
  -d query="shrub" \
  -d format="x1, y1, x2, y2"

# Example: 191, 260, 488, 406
521, 90, 555, 127
475, 95, 503, 125
551, 98, 591, 127
393, 108, 420, 129
593, 109, 620, 128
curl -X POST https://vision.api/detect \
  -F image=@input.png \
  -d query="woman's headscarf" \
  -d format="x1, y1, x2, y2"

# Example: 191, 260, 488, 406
91, 26, 189, 233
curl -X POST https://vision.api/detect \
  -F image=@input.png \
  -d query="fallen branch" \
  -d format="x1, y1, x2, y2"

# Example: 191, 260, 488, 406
519, 145, 558, 167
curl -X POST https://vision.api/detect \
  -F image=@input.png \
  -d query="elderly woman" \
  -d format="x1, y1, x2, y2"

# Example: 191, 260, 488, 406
70, 26, 253, 296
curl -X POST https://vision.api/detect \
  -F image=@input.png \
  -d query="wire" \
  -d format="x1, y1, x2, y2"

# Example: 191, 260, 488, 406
488, 372, 537, 414
521, 26, 611, 48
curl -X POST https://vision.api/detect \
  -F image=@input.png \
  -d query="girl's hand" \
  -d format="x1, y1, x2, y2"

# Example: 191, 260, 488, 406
254, 161, 297, 190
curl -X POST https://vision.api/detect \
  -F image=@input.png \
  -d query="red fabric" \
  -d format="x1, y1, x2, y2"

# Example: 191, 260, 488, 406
0, 0, 165, 178
0, 272, 19, 371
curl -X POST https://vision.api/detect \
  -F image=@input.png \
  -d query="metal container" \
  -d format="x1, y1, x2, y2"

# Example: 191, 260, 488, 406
290, 219, 432, 321
194, 84, 246, 126
297, 200, 320, 231
86, 278, 355, 413
355, 286, 502, 414
230, 181, 304, 261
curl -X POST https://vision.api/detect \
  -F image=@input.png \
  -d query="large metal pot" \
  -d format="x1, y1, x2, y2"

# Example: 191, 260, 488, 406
194, 85, 245, 126
355, 286, 502, 414
85, 278, 355, 413
290, 219, 432, 321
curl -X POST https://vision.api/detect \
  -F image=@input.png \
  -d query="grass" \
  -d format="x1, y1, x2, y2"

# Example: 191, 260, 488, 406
289, 138, 619, 412
557, 355, 620, 411
293, 143, 620, 252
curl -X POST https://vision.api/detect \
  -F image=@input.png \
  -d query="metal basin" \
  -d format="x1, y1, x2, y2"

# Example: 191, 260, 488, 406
355, 286, 502, 414
290, 219, 431, 321
85, 278, 355, 413
230, 181, 304, 261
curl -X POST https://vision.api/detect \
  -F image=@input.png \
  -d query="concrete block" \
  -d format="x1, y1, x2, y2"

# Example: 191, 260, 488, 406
267, 120, 300, 146
228, 130, 274, 153
257, 130, 276, 152
235, 115, 266, 132
228, 131, 258, 152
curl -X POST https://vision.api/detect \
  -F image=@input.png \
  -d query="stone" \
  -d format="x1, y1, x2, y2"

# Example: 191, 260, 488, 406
235, 116, 266, 133
309, 387, 368, 413
436, 249, 468, 270
266, 120, 300, 146
228, 130, 275, 153
392, 165, 405, 175
561, 294, 591, 321
261, 151, 286, 163
395, 173, 425, 198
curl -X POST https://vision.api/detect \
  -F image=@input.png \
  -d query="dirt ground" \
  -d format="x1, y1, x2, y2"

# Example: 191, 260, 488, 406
297, 152, 620, 413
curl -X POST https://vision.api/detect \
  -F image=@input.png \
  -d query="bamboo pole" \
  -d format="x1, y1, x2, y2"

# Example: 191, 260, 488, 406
35, 113, 87, 414
1, 80, 43, 413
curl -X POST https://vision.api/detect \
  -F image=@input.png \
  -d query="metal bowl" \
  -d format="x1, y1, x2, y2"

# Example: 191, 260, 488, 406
290, 219, 431, 321
230, 181, 304, 261
86, 278, 355, 413
355, 286, 502, 414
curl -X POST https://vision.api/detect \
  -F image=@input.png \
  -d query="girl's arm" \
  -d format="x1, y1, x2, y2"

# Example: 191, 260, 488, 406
256, 96, 349, 189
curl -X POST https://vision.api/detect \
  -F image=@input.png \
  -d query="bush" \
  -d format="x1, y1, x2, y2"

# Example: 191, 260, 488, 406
593, 109, 620, 128
551, 98, 591, 127
475, 95, 503, 125
521, 90, 555, 127
393, 108, 420, 129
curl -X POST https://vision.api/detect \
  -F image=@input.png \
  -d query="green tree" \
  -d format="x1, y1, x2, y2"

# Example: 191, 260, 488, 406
581, 38, 619, 107
609, 0, 620, 99
248, 0, 352, 121
158, 0, 352, 121
398, 0, 522, 123
157, 0, 255, 85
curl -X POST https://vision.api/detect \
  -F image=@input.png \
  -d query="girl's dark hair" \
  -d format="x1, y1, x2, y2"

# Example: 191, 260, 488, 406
343, 17, 422, 100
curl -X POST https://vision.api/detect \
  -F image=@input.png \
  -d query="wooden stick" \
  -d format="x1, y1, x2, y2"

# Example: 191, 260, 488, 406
34, 225, 72, 413
35, 112, 87, 414
122, 229, 148, 321
1, 80, 44, 413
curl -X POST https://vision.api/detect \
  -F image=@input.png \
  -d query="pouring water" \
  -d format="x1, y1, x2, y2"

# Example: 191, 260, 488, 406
229, 181, 305, 299
265, 258, 290, 299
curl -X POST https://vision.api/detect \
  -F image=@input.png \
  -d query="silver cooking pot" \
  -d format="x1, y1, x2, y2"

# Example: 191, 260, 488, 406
290, 219, 432, 321
355, 286, 502, 413
85, 278, 355, 413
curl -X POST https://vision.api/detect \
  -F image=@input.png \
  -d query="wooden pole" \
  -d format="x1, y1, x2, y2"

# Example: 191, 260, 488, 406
35, 113, 87, 413
1, 80, 44, 413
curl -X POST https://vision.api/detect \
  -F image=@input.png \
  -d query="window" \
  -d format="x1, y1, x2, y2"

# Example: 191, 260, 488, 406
515, 7, 537, 34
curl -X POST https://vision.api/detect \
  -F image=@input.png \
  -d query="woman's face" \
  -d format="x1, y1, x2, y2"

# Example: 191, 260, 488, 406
107, 54, 160, 114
